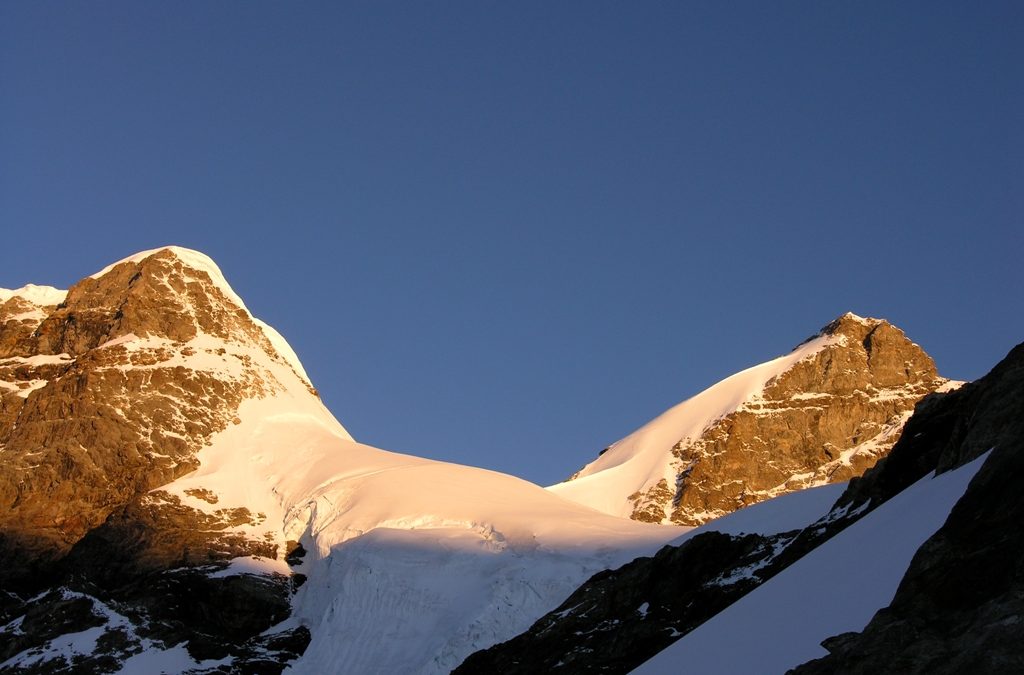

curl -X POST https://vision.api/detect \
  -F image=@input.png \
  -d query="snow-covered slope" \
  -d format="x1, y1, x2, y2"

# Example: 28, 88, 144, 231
0, 246, 682, 673
548, 334, 838, 518
632, 451, 989, 674
0, 284, 67, 307
105, 248, 685, 673
548, 314, 947, 526
453, 477, 854, 673
164, 345, 679, 673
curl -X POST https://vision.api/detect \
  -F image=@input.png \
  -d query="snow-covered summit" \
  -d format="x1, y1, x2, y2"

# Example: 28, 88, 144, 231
0, 284, 68, 325
84, 246, 313, 387
549, 313, 947, 525
1, 247, 684, 674
0, 283, 67, 307
548, 332, 839, 517
90, 245, 249, 311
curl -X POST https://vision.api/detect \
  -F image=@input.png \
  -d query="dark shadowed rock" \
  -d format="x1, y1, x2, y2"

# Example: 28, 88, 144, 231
789, 343, 1024, 674
459, 341, 1023, 675
455, 530, 790, 675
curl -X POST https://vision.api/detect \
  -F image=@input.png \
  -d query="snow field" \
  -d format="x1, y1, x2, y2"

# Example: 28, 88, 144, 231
633, 452, 989, 674
548, 333, 842, 518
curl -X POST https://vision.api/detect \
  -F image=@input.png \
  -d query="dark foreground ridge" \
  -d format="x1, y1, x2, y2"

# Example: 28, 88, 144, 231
791, 342, 1024, 674
456, 341, 1024, 674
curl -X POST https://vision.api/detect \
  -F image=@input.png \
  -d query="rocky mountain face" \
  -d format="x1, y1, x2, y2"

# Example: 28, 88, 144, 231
5, 247, 1017, 674
0, 247, 681, 675
457, 341, 1024, 674
0, 248, 314, 671
552, 313, 949, 526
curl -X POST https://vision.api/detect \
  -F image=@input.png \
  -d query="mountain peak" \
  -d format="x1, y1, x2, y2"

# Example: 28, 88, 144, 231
1, 246, 319, 391
89, 246, 249, 313
0, 247, 337, 581
820, 311, 885, 336
0, 284, 67, 307
550, 313, 946, 525
13, 247, 255, 362
86, 247, 311, 385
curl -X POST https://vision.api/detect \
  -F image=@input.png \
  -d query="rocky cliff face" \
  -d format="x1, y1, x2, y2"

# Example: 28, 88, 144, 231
0, 248, 306, 576
0, 248, 314, 671
553, 313, 949, 526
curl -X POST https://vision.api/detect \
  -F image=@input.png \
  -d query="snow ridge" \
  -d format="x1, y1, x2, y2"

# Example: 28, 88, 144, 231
91, 246, 312, 387
548, 333, 840, 518
106, 253, 683, 673
0, 284, 67, 307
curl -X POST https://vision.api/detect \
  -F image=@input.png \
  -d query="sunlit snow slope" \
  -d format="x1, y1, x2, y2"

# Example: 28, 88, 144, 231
549, 313, 946, 528
128, 248, 684, 674
548, 334, 838, 518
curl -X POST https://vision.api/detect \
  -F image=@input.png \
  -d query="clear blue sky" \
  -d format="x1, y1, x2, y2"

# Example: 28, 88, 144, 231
2, 2, 1021, 485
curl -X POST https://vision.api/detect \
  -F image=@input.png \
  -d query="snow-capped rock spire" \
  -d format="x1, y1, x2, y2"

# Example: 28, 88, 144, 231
549, 313, 950, 525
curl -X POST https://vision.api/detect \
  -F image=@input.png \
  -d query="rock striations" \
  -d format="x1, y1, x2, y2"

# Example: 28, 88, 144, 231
549, 313, 950, 526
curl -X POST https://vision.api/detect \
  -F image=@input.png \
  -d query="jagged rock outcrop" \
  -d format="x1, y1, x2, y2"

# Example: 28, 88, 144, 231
458, 341, 1024, 675
553, 313, 949, 526
0, 248, 312, 672
660, 315, 944, 524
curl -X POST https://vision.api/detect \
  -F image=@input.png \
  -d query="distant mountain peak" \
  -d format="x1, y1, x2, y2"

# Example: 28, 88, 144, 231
549, 311, 947, 525
0, 283, 67, 307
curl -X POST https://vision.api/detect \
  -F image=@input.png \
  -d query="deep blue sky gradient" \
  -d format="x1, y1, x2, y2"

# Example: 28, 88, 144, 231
2, 2, 1021, 485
